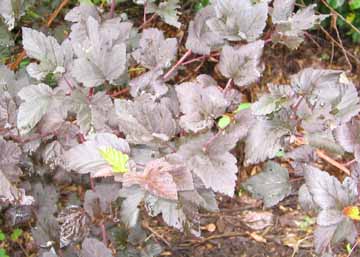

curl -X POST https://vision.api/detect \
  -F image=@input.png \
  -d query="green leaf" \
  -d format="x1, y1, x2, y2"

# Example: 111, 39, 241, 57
0, 248, 9, 257
99, 147, 129, 173
350, 0, 360, 10
0, 231, 5, 241
352, 31, 360, 43
275, 149, 285, 157
195, 0, 210, 11
217, 115, 231, 129
346, 243, 352, 254
327, 0, 345, 9
234, 102, 251, 113
19, 59, 30, 69
10, 228, 22, 241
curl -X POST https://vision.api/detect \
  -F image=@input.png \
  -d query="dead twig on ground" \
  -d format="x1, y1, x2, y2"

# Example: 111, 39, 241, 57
316, 149, 351, 175
142, 221, 171, 247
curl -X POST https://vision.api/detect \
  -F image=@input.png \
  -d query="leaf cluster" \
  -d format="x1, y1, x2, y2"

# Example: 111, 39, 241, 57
0, 1, 359, 257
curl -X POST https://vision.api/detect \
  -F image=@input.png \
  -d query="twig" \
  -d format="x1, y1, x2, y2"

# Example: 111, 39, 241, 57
180, 232, 247, 247
304, 32, 321, 49
316, 149, 351, 175
46, 0, 70, 27
295, 137, 351, 175
319, 26, 360, 64
291, 95, 304, 112
163, 49, 192, 81
142, 221, 171, 247
8, 51, 26, 71
320, 0, 360, 36
200, 232, 247, 243
345, 159, 357, 167
332, 15, 352, 71
16, 241, 30, 257
347, 238, 360, 257
7, 132, 54, 144
330, 39, 335, 65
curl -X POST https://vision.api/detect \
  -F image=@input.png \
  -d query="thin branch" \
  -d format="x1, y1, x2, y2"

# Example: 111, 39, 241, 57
347, 238, 360, 257
8, 51, 26, 71
304, 32, 321, 49
291, 95, 304, 112
295, 137, 351, 175
320, 0, 360, 35
319, 26, 360, 64
331, 15, 352, 71
345, 159, 357, 167
142, 221, 171, 247
46, 0, 70, 27
316, 149, 351, 175
7, 132, 54, 144
163, 49, 192, 80
179, 232, 247, 247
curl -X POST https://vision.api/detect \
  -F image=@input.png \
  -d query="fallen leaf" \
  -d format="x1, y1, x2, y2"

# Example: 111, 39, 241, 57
241, 211, 274, 230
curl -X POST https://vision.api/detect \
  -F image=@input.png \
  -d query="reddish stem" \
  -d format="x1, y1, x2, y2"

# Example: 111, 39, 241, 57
110, 87, 129, 97
63, 76, 74, 91
100, 222, 108, 246
8, 132, 54, 144
88, 88, 94, 98
182, 52, 220, 65
139, 13, 157, 30
264, 38, 272, 45
347, 239, 360, 257
202, 131, 222, 153
89, 177, 95, 191
143, 1, 147, 23
223, 78, 233, 94
163, 49, 192, 81
110, 0, 116, 18
345, 159, 357, 167
77, 133, 86, 144
291, 95, 304, 111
